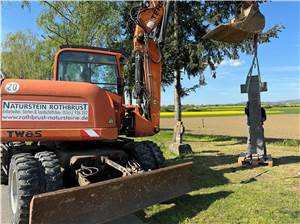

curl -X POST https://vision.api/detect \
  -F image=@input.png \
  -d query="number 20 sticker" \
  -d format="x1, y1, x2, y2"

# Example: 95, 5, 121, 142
5, 82, 20, 94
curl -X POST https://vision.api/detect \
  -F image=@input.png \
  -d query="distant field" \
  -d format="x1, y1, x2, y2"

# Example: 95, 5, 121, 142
160, 105, 300, 117
161, 114, 300, 140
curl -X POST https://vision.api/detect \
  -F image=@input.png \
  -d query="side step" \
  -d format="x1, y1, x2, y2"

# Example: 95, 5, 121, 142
29, 162, 193, 224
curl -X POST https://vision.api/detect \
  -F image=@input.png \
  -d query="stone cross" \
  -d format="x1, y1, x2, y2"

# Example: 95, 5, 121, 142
241, 75, 267, 157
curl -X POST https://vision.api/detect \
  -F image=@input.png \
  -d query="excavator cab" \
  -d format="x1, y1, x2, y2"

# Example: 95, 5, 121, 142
55, 47, 122, 94
56, 48, 119, 89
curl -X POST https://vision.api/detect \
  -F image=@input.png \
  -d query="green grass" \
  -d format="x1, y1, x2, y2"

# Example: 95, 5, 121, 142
134, 131, 300, 224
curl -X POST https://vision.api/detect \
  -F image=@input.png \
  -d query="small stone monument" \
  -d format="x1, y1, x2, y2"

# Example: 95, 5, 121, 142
169, 121, 192, 155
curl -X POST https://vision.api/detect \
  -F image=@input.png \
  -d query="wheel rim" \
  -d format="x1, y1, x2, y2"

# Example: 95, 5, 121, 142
10, 169, 18, 214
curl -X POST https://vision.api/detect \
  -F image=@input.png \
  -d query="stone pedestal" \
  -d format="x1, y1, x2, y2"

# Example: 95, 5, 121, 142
238, 152, 273, 167
169, 143, 192, 155
170, 121, 192, 155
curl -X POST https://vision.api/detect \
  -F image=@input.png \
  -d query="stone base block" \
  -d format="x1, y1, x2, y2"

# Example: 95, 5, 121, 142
238, 152, 273, 167
169, 143, 193, 155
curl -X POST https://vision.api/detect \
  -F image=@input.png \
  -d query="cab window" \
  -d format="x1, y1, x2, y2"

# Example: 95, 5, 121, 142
57, 51, 119, 94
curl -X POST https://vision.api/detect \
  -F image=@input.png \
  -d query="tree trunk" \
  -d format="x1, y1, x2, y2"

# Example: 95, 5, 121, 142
174, 68, 181, 122
169, 1, 192, 154
174, 0, 181, 123
128, 89, 133, 105
172, 0, 184, 144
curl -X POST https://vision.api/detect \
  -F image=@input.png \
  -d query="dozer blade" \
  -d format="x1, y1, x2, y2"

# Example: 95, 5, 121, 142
29, 162, 193, 224
203, 4, 265, 43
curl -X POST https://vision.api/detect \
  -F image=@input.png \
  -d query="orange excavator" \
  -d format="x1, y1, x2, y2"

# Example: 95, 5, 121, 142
1, 1, 264, 224
1, 1, 192, 224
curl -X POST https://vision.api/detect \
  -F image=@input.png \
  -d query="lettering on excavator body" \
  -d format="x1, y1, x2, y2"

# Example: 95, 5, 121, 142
151, 1, 164, 20
7, 131, 42, 138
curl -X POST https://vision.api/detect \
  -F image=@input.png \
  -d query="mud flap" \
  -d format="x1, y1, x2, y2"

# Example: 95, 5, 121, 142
29, 162, 193, 224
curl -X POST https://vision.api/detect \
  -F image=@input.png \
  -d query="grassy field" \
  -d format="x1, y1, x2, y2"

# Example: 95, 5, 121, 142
135, 132, 300, 224
160, 105, 300, 117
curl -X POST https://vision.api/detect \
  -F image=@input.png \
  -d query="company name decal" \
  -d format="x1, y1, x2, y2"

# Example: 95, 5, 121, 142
2, 100, 89, 122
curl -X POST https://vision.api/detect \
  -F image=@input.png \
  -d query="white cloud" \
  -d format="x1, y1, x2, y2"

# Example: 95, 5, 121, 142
219, 59, 244, 67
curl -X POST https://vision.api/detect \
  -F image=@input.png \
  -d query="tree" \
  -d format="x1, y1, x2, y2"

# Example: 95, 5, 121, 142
1, 31, 51, 79
162, 1, 284, 146
2, 1, 126, 80
113, 1, 141, 104
37, 1, 122, 47
37, 1, 140, 101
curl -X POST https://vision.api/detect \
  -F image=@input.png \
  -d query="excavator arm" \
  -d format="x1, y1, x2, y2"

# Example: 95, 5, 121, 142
130, 1, 170, 136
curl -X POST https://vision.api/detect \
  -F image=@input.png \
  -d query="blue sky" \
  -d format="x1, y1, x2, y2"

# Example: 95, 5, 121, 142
1, 1, 299, 105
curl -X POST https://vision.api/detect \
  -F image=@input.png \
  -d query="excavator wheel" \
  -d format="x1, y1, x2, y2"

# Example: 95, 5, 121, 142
35, 151, 63, 192
1, 143, 10, 185
9, 153, 40, 224
125, 141, 165, 171
1, 142, 30, 185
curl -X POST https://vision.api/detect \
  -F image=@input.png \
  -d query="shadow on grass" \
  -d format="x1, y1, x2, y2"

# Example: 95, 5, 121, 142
141, 131, 299, 223
215, 140, 246, 146
184, 133, 233, 142
167, 153, 237, 189
200, 150, 220, 153
168, 153, 300, 191
273, 156, 300, 166
144, 151, 299, 223
215, 136, 300, 147
157, 131, 299, 146
147, 153, 299, 223
142, 191, 233, 224
140, 151, 236, 224
183, 133, 300, 147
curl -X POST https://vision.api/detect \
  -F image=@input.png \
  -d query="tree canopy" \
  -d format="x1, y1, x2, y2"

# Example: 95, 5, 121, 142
160, 1, 284, 96
1, 1, 283, 90
1, 31, 52, 79
37, 1, 122, 47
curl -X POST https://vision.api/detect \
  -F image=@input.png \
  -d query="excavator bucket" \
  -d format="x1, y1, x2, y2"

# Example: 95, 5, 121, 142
29, 162, 193, 224
203, 3, 265, 43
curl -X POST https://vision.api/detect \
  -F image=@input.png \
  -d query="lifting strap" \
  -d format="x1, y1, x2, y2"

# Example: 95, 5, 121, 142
246, 35, 261, 92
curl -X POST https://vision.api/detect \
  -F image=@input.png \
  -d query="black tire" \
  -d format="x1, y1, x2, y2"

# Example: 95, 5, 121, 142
1, 142, 30, 185
9, 153, 41, 224
35, 151, 63, 192
126, 141, 165, 171
1, 143, 10, 185
145, 141, 165, 167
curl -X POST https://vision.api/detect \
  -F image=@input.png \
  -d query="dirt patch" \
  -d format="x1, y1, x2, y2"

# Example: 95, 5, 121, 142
160, 114, 300, 140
